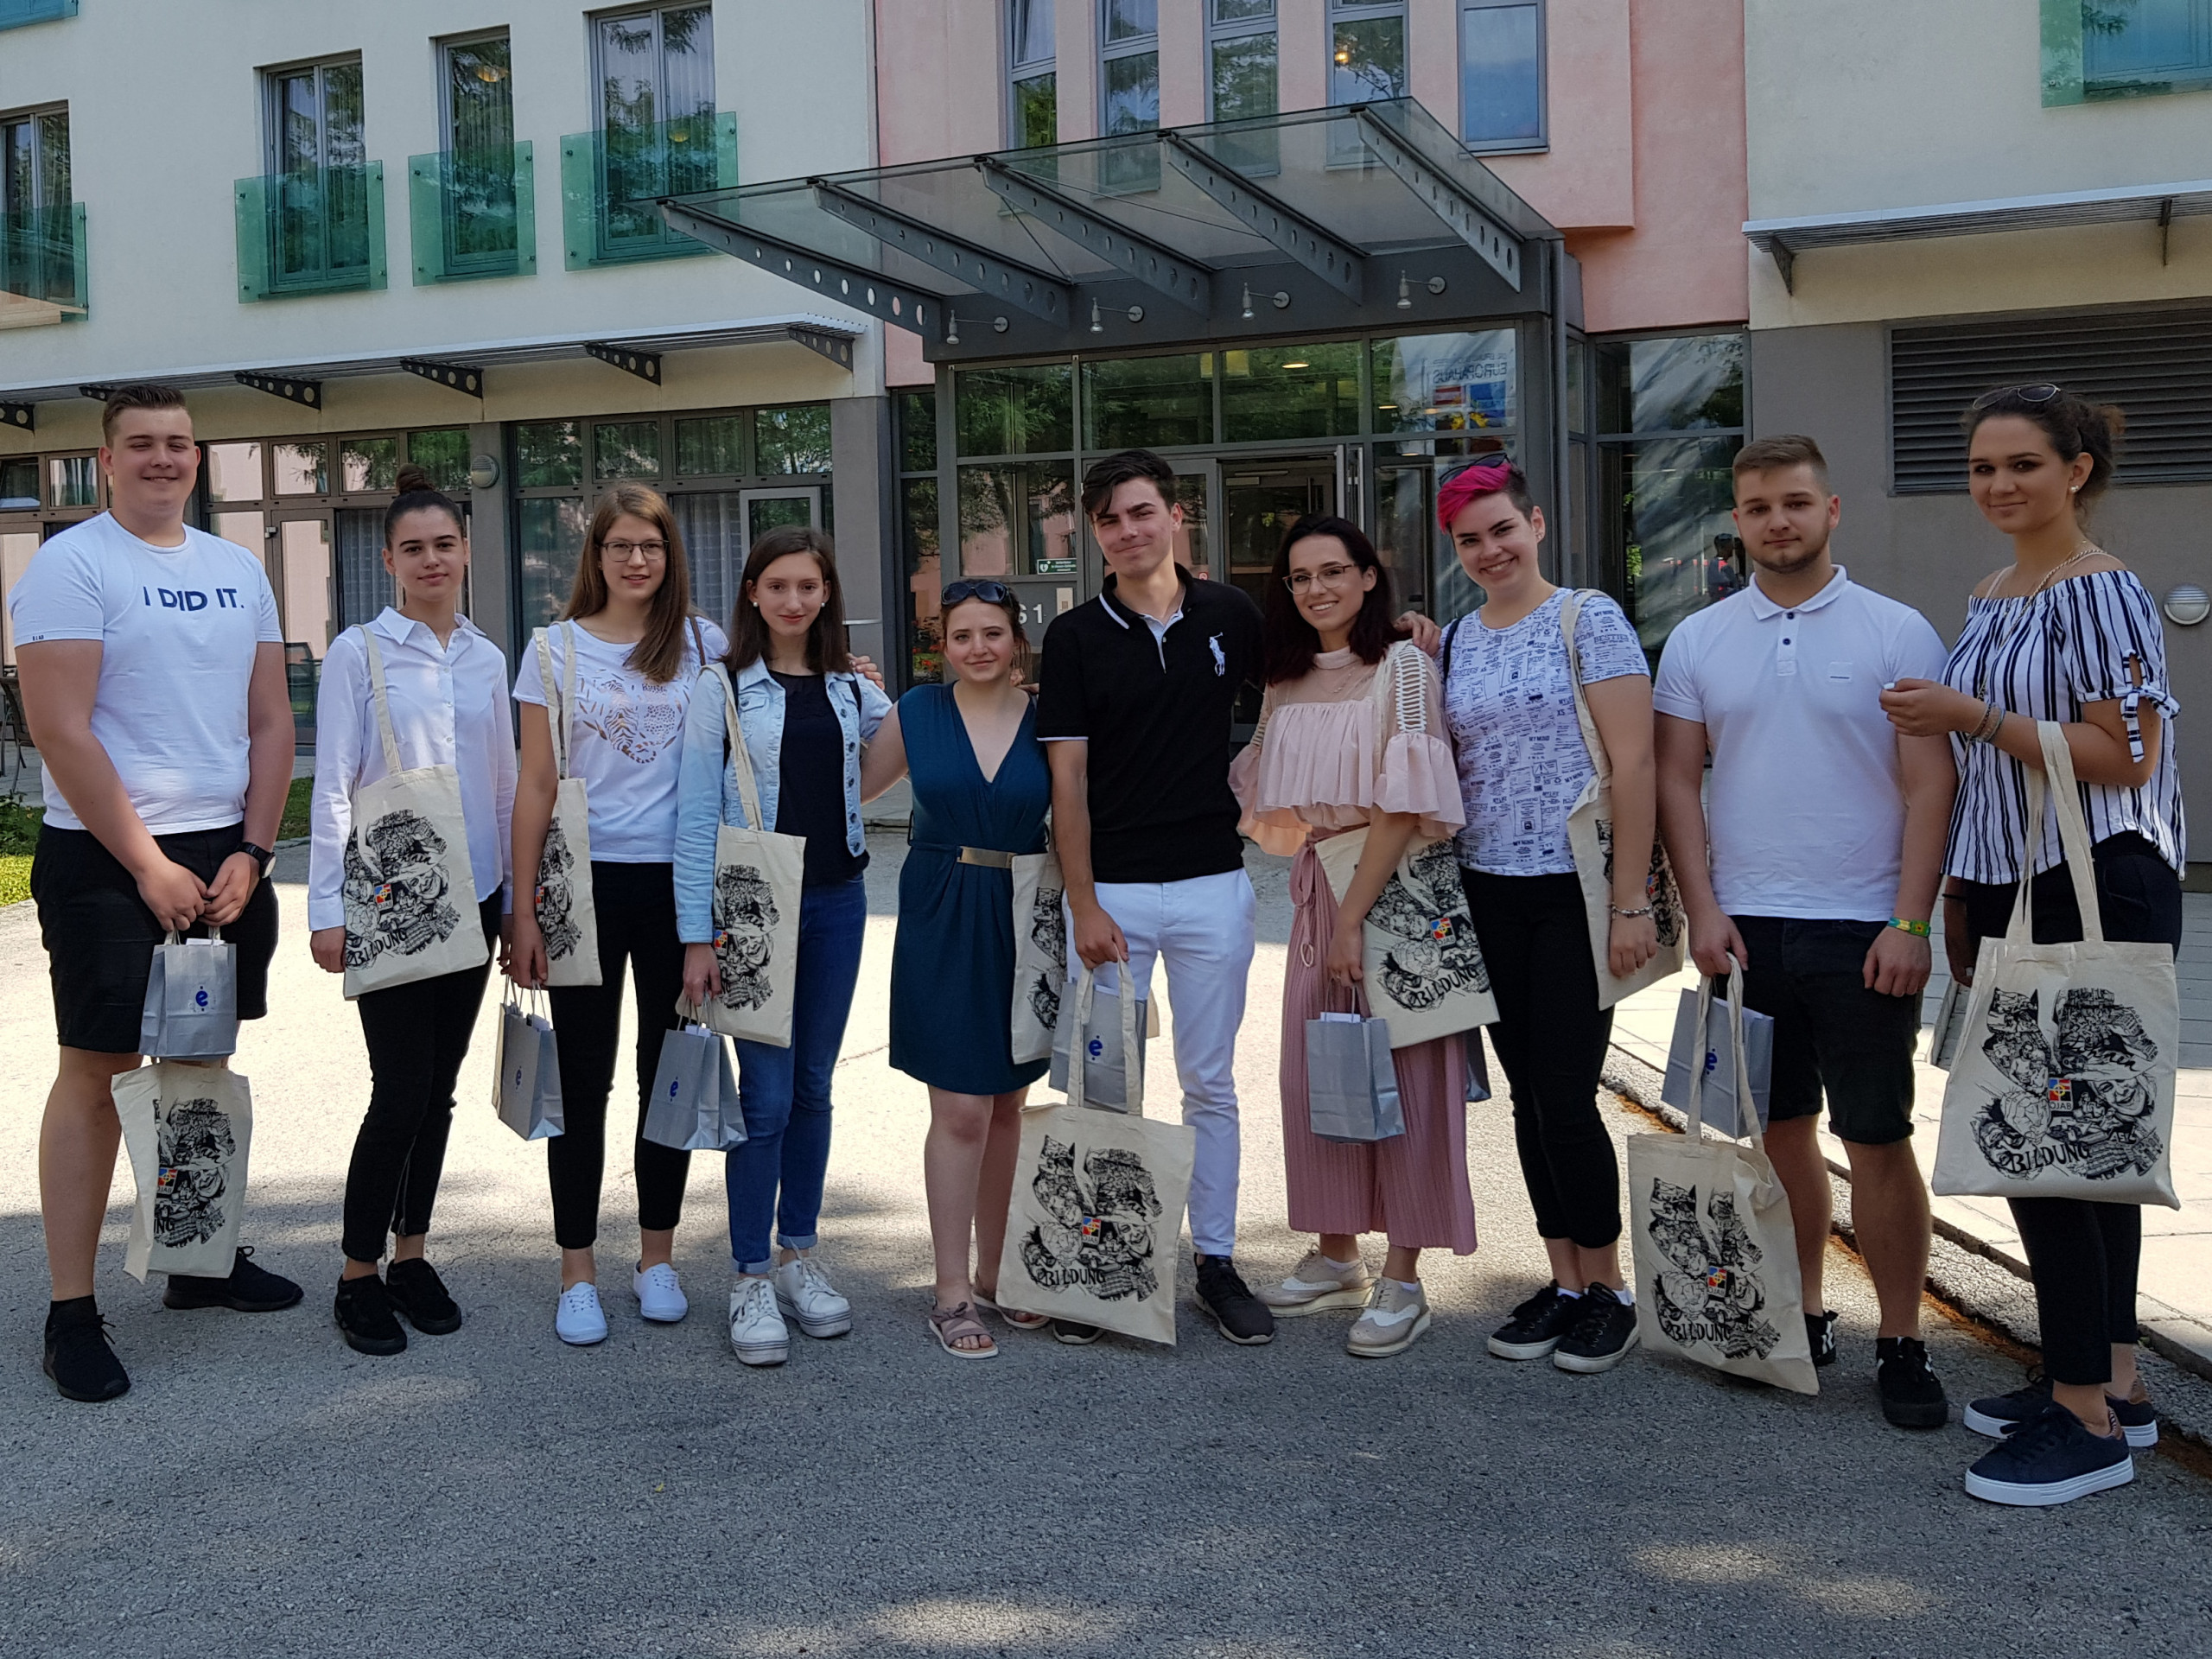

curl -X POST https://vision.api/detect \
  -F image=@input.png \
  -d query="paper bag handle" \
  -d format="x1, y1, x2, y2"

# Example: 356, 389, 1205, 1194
1685, 954, 1758, 1147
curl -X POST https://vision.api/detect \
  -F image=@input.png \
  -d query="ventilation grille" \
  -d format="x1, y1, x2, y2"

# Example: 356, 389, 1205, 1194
1890, 308, 2212, 493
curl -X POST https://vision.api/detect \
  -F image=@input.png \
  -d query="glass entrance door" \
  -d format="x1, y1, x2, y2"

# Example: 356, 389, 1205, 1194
274, 512, 334, 743
1220, 454, 1337, 613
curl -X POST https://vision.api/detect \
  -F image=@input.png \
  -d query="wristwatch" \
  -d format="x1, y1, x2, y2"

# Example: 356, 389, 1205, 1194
237, 842, 276, 879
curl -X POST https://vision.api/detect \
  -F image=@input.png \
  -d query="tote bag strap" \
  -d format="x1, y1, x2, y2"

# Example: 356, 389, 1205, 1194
1557, 590, 1611, 792
1063, 963, 1097, 1107
533, 626, 576, 780
2010, 719, 2107, 946
355, 625, 404, 777
707, 662, 771, 832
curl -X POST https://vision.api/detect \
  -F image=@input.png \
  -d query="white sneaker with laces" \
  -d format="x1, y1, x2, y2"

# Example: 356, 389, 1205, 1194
633, 1262, 687, 1324
1346, 1279, 1432, 1358
728, 1276, 789, 1366
1258, 1250, 1374, 1315
772, 1252, 853, 1338
555, 1282, 608, 1346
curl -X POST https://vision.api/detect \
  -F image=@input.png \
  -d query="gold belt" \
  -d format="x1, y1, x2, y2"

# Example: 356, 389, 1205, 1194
956, 847, 1015, 869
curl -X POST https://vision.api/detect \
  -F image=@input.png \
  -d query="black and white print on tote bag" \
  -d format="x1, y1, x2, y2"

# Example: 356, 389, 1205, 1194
535, 817, 586, 963
712, 861, 783, 1012
341, 809, 461, 969
1024, 864, 1066, 1031
1644, 1176, 1783, 1361
1967, 986, 2164, 1183
532, 624, 601, 988
1019, 1135, 1166, 1302
155, 1095, 238, 1250
1364, 838, 1491, 1013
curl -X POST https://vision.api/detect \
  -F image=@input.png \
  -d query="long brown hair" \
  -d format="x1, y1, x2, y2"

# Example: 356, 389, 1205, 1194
1262, 515, 1402, 685
724, 524, 853, 675
563, 483, 697, 684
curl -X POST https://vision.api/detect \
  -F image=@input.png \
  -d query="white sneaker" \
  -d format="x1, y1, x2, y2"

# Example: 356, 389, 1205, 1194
1346, 1279, 1432, 1358
728, 1276, 789, 1366
555, 1282, 608, 1346
633, 1262, 688, 1324
772, 1252, 853, 1338
1258, 1249, 1374, 1315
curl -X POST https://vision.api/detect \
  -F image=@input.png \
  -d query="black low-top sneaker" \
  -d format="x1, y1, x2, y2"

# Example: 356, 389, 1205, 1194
164, 1246, 303, 1313
1195, 1255, 1275, 1345
42, 1300, 129, 1402
1487, 1281, 1582, 1361
1965, 1403, 2133, 1507
1553, 1284, 1640, 1374
1965, 1368, 2158, 1448
385, 1258, 462, 1336
1874, 1336, 1948, 1428
1052, 1321, 1103, 1345
334, 1275, 407, 1357
1806, 1309, 1839, 1367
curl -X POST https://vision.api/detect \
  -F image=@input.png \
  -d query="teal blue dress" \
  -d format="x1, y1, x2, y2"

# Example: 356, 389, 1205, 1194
889, 685, 1052, 1094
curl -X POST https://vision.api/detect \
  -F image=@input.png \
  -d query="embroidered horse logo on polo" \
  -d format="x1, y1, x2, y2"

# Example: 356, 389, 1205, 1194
1208, 633, 1226, 676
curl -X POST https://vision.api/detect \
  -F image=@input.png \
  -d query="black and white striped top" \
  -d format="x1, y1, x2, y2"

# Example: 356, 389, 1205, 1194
1941, 567, 2184, 883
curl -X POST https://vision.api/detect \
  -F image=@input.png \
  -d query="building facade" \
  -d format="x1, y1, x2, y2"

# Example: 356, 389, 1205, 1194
1744, 0, 2210, 861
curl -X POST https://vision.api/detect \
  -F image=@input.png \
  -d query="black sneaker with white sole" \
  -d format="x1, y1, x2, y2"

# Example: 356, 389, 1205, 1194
1195, 1255, 1275, 1345
1874, 1336, 1948, 1429
1487, 1281, 1582, 1361
163, 1246, 303, 1313
1552, 1284, 1639, 1374
1052, 1321, 1103, 1344
1806, 1309, 1838, 1367
1965, 1402, 2133, 1507
42, 1299, 129, 1402
1965, 1369, 2158, 1448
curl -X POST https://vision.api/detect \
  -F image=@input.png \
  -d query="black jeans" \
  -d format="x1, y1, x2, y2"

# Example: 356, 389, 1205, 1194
1955, 832, 2183, 1387
1463, 868, 1622, 1249
545, 861, 692, 1252
341, 895, 503, 1264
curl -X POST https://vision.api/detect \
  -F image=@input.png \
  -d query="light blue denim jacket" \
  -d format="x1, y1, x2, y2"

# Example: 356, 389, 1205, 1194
673, 657, 892, 943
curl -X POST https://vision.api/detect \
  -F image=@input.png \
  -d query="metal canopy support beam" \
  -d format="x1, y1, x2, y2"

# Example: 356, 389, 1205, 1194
400, 358, 486, 397
660, 199, 946, 338
786, 325, 856, 368
974, 156, 1213, 314
2159, 197, 2175, 265
585, 341, 660, 384
809, 179, 1073, 326
1348, 106, 1522, 291
1158, 130, 1363, 302
235, 371, 322, 408
1767, 235, 1796, 294
2, 402, 32, 432
78, 384, 115, 402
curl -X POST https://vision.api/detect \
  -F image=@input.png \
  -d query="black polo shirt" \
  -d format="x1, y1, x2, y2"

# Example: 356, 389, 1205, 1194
1036, 570, 1263, 885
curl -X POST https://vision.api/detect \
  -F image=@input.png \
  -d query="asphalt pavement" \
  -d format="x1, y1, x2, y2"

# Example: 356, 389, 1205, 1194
2, 836, 2208, 1659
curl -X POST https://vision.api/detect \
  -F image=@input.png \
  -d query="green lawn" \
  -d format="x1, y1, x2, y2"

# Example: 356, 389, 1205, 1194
280, 775, 312, 840
0, 780, 308, 907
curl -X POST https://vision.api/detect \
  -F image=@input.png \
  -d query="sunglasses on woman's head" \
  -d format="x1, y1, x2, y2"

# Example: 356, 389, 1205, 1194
941, 579, 1014, 607
1971, 383, 2063, 410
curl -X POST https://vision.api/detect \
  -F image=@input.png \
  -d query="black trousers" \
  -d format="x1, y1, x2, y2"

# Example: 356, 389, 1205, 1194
342, 895, 503, 1264
1463, 868, 1622, 1249
1955, 832, 2183, 1387
545, 861, 692, 1252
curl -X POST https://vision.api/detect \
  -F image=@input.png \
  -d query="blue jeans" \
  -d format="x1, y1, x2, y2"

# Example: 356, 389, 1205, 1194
726, 874, 868, 1274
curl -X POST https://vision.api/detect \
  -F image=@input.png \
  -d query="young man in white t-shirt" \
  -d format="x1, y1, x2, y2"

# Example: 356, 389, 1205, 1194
1653, 435, 1958, 1430
11, 385, 302, 1402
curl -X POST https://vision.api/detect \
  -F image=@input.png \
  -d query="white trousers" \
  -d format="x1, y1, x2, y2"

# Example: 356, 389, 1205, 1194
1071, 868, 1257, 1258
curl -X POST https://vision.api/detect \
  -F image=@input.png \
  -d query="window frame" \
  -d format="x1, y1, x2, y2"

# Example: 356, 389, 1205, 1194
1205, 1, 1278, 124
1005, 0, 1058, 149
1325, 0, 1408, 107
1, 102, 69, 215
588, 1, 716, 134
1458, 0, 1548, 154
261, 54, 365, 181
437, 28, 515, 157
1098, 1, 1161, 138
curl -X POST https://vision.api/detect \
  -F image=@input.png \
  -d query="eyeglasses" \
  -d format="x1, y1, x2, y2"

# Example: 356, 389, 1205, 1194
1970, 384, 2063, 410
1283, 562, 1360, 594
603, 538, 668, 563
941, 578, 1014, 607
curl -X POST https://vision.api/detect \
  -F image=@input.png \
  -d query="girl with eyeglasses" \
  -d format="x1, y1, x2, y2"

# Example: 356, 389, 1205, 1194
675, 525, 893, 1367
511, 484, 726, 1347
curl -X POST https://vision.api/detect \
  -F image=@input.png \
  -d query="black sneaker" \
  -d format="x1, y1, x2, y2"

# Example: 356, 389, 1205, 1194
1052, 1321, 1103, 1345
1487, 1281, 1583, 1361
42, 1300, 130, 1402
1875, 1336, 1949, 1429
1806, 1309, 1838, 1367
1965, 1368, 2158, 1448
1552, 1284, 1640, 1374
385, 1258, 462, 1336
1194, 1255, 1275, 1345
333, 1275, 407, 1357
163, 1246, 303, 1313
1965, 1402, 2133, 1507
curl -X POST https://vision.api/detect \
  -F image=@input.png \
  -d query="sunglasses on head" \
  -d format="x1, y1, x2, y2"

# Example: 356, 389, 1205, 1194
940, 578, 1014, 607
1971, 383, 2063, 410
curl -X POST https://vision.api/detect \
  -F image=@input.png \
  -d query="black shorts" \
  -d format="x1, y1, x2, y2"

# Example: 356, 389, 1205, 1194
30, 823, 280, 1055
1730, 915, 1920, 1147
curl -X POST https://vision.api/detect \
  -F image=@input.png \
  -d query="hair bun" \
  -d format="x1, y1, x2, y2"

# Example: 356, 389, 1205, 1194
393, 462, 435, 495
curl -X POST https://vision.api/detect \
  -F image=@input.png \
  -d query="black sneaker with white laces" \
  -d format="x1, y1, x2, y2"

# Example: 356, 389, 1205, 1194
1965, 1367, 2158, 1448
1965, 1402, 2133, 1507
385, 1258, 462, 1336
1487, 1281, 1582, 1361
1194, 1255, 1275, 1345
163, 1246, 303, 1313
1052, 1321, 1103, 1344
1806, 1309, 1838, 1367
333, 1275, 407, 1357
1552, 1284, 1640, 1374
42, 1298, 129, 1402
1874, 1336, 1948, 1428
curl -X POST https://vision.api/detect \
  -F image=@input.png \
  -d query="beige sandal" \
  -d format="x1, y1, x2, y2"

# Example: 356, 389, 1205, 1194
928, 1300, 998, 1358
973, 1290, 1050, 1331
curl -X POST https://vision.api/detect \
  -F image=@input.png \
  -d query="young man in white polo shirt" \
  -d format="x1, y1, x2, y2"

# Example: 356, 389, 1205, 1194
1653, 435, 1957, 1430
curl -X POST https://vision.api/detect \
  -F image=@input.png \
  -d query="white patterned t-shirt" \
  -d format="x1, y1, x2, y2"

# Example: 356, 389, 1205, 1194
513, 617, 727, 861
1440, 588, 1649, 875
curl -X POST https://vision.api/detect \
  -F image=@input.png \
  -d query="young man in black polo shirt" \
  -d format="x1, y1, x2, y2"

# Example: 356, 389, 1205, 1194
1036, 448, 1274, 1344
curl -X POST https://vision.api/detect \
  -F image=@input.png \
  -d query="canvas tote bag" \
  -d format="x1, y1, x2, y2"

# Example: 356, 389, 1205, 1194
997, 963, 1195, 1344
531, 624, 602, 987
1933, 721, 2181, 1208
1008, 849, 1067, 1065
340, 626, 489, 998
695, 663, 805, 1047
139, 927, 238, 1059
1308, 641, 1497, 1047
114, 1062, 254, 1282
1628, 963, 1818, 1394
1558, 590, 1685, 1008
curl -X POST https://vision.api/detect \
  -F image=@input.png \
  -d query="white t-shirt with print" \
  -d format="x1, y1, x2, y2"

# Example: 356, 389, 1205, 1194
1442, 588, 1649, 876
8, 513, 283, 835
512, 617, 728, 862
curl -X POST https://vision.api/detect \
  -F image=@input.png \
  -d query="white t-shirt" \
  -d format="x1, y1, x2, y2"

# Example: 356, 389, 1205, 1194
512, 616, 728, 862
8, 513, 283, 835
1442, 588, 1649, 875
1651, 567, 1949, 920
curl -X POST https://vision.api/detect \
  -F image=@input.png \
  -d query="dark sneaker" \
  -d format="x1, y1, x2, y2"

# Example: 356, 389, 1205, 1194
163, 1246, 303, 1313
1806, 1309, 1838, 1367
1965, 1403, 2133, 1507
385, 1258, 462, 1336
1487, 1281, 1582, 1361
1874, 1336, 1949, 1429
1553, 1284, 1640, 1374
1965, 1368, 2158, 1448
1195, 1255, 1276, 1345
42, 1300, 130, 1402
333, 1275, 407, 1357
1052, 1321, 1103, 1345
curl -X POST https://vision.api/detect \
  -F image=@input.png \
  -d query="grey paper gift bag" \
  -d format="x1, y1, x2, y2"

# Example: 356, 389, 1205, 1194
1305, 1012, 1406, 1144
1049, 963, 1147, 1112
139, 928, 238, 1059
494, 987, 565, 1141
645, 1007, 747, 1153
1662, 963, 1774, 1139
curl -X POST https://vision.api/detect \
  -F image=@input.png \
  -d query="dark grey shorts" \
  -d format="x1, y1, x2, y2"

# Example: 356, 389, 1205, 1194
1729, 915, 1920, 1147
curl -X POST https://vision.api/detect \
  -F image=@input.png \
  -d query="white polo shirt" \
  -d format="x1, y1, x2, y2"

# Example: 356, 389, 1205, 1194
1651, 566, 1948, 921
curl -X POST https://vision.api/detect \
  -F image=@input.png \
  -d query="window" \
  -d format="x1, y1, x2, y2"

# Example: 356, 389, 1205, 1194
1208, 1, 1278, 123
569, 3, 724, 264
2, 103, 79, 315
1329, 0, 1407, 105
2044, 0, 2212, 104
249, 56, 383, 296
1460, 0, 1544, 149
894, 390, 942, 686
1101, 1, 1160, 135
416, 30, 531, 280
1007, 0, 1057, 149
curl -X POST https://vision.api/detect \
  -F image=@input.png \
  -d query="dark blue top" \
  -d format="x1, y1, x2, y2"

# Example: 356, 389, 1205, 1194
772, 671, 868, 887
